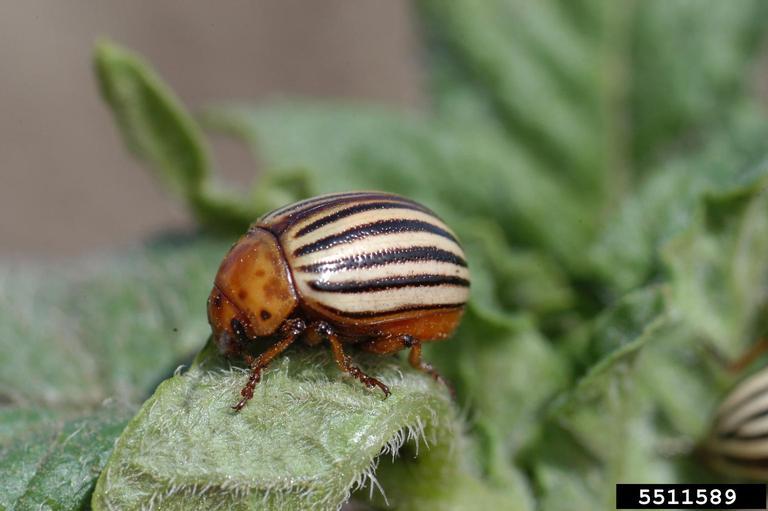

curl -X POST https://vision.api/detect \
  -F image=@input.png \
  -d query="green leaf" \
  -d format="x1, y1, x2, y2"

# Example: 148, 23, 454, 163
663, 173, 768, 355
0, 269, 103, 407
527, 287, 669, 510
63, 240, 225, 403
583, 286, 728, 438
417, 0, 611, 198
418, 0, 768, 185
552, 321, 654, 462
586, 285, 666, 362
0, 403, 133, 510
636, 321, 727, 438
455, 218, 575, 319
591, 109, 768, 292
0, 239, 226, 407
630, 0, 768, 166
532, 333, 652, 510
92, 344, 517, 511
94, 41, 256, 232
428, 309, 568, 488
530, 283, 733, 509
595, 110, 768, 353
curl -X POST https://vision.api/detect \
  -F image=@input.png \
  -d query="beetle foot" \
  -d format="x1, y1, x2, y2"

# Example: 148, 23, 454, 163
346, 361, 391, 398
417, 361, 454, 396
429, 368, 454, 397
232, 367, 262, 412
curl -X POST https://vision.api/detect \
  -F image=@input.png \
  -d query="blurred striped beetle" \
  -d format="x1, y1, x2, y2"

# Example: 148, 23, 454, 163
207, 191, 470, 411
707, 366, 768, 479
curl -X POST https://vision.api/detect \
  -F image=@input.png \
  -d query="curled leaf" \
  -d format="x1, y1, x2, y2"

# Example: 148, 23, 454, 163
93, 344, 516, 510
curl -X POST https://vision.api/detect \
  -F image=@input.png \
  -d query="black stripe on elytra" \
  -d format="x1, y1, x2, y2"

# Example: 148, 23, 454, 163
309, 274, 469, 293
717, 381, 768, 422
295, 201, 430, 237
717, 454, 768, 469
294, 218, 459, 257
297, 246, 467, 273
266, 193, 417, 235
718, 428, 768, 441
316, 301, 466, 318
718, 407, 768, 439
261, 192, 372, 220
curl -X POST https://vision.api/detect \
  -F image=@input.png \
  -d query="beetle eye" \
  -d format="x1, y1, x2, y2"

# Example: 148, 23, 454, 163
230, 318, 248, 342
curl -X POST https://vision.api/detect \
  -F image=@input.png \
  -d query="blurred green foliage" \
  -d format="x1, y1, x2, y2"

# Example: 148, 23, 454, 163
4, 1, 768, 509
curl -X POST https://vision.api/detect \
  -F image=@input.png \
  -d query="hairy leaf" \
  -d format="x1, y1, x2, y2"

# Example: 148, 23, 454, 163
92, 344, 517, 511
531, 288, 690, 509
428, 308, 567, 487
592, 109, 768, 293
0, 239, 224, 407
630, 0, 768, 166
419, 0, 768, 184
417, 0, 610, 199
664, 174, 768, 355
0, 403, 133, 510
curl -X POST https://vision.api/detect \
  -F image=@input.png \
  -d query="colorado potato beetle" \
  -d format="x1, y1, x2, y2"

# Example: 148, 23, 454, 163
706, 366, 768, 479
207, 191, 470, 411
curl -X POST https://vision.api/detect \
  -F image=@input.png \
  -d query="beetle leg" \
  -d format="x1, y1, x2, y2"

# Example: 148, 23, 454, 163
324, 329, 391, 398
361, 335, 452, 394
704, 338, 768, 374
728, 338, 768, 373
232, 318, 306, 412
406, 338, 452, 394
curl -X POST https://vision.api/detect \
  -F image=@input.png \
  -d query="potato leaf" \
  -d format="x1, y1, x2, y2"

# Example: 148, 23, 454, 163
592, 109, 768, 293
419, 0, 768, 185
0, 403, 133, 511
92, 342, 519, 511
531, 286, 716, 510
664, 173, 768, 355
0, 239, 224, 407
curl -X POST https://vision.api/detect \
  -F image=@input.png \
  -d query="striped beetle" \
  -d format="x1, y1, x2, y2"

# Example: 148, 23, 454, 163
707, 366, 768, 479
207, 191, 470, 411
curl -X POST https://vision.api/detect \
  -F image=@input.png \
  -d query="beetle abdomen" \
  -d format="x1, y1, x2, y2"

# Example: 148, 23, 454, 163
707, 367, 768, 478
257, 192, 470, 326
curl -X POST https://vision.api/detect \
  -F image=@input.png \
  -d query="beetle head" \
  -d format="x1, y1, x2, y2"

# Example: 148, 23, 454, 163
207, 227, 298, 350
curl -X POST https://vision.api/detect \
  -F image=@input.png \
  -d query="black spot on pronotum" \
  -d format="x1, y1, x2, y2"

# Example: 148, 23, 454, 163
260, 310, 272, 321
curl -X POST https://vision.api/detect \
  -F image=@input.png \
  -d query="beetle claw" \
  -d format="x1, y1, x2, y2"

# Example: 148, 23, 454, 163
360, 373, 390, 398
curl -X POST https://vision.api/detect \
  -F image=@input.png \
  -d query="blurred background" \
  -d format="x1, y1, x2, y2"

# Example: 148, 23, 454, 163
0, 0, 424, 259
